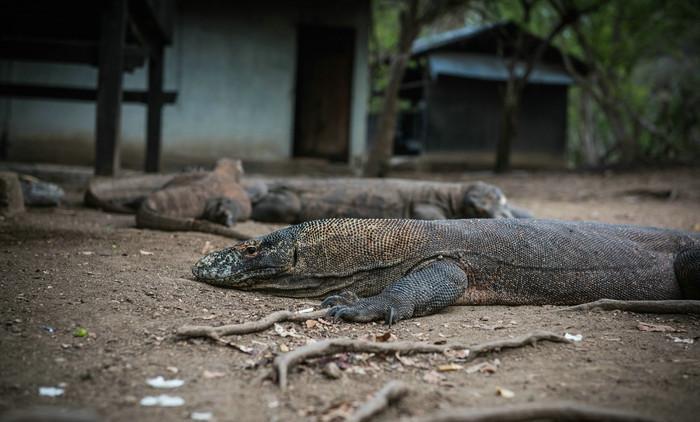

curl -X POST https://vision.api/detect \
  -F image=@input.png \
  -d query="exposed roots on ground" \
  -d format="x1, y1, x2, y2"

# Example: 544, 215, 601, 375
175, 309, 327, 340
406, 401, 659, 422
557, 299, 700, 314
348, 380, 410, 422
274, 330, 569, 389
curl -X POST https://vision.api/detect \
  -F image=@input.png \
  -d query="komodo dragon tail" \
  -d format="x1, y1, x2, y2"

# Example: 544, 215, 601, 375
85, 174, 176, 213
136, 206, 250, 240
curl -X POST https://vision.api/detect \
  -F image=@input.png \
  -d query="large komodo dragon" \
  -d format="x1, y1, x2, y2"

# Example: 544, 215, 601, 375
135, 158, 252, 238
192, 218, 700, 324
250, 178, 531, 222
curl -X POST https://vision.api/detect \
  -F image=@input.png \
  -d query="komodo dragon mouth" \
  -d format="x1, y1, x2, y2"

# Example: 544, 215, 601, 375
192, 240, 296, 287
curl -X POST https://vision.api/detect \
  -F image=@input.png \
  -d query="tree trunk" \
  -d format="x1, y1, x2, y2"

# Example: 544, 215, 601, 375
364, 50, 412, 177
495, 80, 519, 173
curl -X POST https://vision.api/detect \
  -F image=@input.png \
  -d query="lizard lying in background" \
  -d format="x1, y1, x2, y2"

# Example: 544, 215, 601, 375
192, 218, 700, 323
86, 172, 531, 222
250, 177, 531, 222
135, 158, 252, 239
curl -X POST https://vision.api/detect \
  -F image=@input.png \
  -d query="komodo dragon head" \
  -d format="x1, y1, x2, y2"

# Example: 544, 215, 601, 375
192, 219, 424, 297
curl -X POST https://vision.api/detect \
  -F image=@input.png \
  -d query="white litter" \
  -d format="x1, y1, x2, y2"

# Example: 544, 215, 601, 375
564, 333, 583, 342
191, 411, 213, 421
669, 336, 695, 344
298, 307, 314, 313
38, 386, 64, 397
146, 376, 185, 388
140, 395, 185, 407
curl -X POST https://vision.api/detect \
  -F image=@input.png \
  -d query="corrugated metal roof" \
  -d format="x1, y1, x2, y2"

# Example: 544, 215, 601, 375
411, 23, 500, 55
428, 52, 573, 85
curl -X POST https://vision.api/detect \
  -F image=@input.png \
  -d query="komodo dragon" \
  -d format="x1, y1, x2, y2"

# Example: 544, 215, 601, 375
135, 158, 252, 239
250, 178, 531, 222
192, 218, 700, 324
85, 173, 532, 222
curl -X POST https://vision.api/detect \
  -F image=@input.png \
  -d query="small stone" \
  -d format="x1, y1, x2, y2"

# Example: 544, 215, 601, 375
323, 362, 342, 379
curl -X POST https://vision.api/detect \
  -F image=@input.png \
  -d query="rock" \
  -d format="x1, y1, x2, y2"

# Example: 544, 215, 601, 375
0, 172, 25, 217
19, 174, 64, 206
323, 362, 342, 379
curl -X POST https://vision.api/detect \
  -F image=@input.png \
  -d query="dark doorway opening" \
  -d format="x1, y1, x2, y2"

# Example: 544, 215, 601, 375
293, 25, 355, 162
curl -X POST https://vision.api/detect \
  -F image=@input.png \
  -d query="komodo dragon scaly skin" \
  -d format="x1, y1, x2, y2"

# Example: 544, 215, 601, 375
136, 158, 252, 239
192, 218, 700, 323
250, 178, 530, 222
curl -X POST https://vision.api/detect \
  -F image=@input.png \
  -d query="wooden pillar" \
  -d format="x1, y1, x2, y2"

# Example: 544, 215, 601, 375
95, 0, 126, 176
145, 43, 164, 173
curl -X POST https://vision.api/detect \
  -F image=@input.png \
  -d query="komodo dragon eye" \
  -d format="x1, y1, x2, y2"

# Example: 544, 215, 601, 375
245, 245, 258, 255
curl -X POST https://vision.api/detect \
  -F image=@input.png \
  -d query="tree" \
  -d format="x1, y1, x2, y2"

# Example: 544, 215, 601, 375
365, 0, 473, 177
488, 0, 606, 173
556, 0, 700, 165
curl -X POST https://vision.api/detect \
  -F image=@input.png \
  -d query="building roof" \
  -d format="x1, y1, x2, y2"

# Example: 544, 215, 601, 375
410, 21, 585, 85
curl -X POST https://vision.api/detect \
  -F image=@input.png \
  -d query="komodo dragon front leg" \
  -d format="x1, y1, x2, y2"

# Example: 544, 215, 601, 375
322, 259, 468, 324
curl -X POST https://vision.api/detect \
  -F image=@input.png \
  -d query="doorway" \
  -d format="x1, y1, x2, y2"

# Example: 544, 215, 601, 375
293, 25, 355, 162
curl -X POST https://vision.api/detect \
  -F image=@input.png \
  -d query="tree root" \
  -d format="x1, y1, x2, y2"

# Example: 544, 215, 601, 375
274, 330, 568, 389
175, 309, 327, 340
348, 380, 409, 422
557, 299, 700, 314
407, 401, 659, 422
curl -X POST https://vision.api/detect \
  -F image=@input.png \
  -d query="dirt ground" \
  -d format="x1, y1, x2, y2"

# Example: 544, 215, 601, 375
1, 168, 699, 422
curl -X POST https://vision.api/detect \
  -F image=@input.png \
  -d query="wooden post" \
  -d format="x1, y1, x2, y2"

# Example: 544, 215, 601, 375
145, 43, 164, 173
95, 0, 126, 176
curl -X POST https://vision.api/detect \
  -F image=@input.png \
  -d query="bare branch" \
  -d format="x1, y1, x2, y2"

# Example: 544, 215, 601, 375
407, 401, 659, 422
176, 309, 327, 340
274, 331, 569, 389
557, 299, 700, 314
349, 380, 410, 422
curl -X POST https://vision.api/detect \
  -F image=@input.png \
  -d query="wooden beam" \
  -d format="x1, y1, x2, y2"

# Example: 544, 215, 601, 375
0, 39, 146, 71
0, 83, 177, 104
145, 43, 164, 173
95, 0, 127, 176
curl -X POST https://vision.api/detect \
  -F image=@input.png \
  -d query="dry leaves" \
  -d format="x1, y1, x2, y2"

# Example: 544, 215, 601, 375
496, 387, 515, 398
637, 322, 684, 333
274, 323, 302, 338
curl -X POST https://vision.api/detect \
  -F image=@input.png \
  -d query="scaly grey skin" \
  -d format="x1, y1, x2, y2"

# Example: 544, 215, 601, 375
192, 218, 700, 324
249, 178, 531, 223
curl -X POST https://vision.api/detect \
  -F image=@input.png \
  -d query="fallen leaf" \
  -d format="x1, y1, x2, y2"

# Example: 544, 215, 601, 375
279, 343, 289, 352
423, 370, 445, 384
166, 366, 179, 374
637, 322, 683, 333
139, 250, 154, 256
466, 360, 499, 375
202, 370, 225, 379
496, 387, 515, 398
274, 323, 301, 338
437, 363, 463, 372
305, 320, 318, 329
375, 332, 397, 342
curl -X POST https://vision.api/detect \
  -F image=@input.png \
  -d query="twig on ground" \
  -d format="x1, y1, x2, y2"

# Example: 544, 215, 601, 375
406, 401, 659, 422
557, 299, 700, 314
175, 309, 327, 340
348, 380, 409, 422
274, 330, 568, 389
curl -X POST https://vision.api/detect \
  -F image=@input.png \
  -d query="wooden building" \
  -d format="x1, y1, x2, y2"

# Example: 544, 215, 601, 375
398, 22, 583, 168
0, 1, 370, 175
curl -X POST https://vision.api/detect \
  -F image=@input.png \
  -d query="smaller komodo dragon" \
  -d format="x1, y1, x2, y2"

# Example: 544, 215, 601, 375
192, 218, 700, 324
135, 158, 252, 239
250, 178, 531, 222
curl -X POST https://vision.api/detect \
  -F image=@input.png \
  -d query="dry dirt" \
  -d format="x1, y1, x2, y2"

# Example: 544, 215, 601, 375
1, 168, 699, 422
